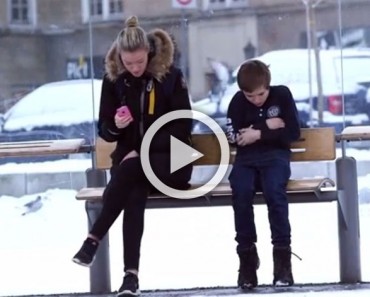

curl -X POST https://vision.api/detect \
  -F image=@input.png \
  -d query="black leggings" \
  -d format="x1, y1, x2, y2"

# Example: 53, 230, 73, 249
90, 157, 150, 271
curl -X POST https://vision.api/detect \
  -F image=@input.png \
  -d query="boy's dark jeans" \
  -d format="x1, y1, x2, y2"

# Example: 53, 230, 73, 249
229, 155, 291, 252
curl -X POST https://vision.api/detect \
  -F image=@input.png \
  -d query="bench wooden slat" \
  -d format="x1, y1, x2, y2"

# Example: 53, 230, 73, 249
290, 128, 335, 161
79, 128, 338, 207
0, 138, 85, 157
76, 177, 336, 202
95, 127, 336, 170
96, 137, 115, 169
0, 140, 54, 146
191, 134, 223, 165
339, 125, 370, 141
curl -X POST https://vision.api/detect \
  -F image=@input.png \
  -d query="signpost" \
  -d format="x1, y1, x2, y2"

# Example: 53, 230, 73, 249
301, 0, 324, 126
171, 0, 197, 78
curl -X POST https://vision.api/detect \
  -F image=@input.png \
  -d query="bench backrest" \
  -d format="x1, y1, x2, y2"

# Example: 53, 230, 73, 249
95, 127, 336, 170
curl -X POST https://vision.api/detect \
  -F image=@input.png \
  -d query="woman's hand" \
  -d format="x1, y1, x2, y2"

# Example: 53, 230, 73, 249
114, 113, 133, 129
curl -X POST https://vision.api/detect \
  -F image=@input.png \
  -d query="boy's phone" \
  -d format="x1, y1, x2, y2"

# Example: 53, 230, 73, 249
116, 105, 132, 118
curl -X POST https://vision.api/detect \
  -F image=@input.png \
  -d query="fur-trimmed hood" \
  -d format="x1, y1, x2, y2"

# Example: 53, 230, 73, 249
104, 28, 174, 82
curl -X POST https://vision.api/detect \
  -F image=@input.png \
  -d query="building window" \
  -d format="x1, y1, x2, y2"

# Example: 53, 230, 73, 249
203, 0, 248, 10
82, 0, 123, 22
231, 0, 247, 4
89, 0, 103, 17
8, 0, 36, 26
109, 0, 123, 15
206, 0, 227, 9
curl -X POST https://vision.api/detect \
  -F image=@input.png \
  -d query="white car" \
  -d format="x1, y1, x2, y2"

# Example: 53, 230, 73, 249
1, 79, 102, 144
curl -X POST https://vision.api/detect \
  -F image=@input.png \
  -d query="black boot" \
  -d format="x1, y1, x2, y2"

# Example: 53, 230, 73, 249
237, 244, 260, 290
273, 246, 294, 286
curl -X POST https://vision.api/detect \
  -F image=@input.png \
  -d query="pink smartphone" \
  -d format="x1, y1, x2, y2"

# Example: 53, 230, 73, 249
116, 105, 132, 118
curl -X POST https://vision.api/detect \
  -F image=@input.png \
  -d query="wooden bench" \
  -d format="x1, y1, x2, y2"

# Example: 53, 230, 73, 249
0, 138, 88, 158
79, 126, 370, 294
338, 125, 370, 141
76, 127, 338, 207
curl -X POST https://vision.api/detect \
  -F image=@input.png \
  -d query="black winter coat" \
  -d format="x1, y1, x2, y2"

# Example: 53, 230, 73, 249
97, 67, 193, 190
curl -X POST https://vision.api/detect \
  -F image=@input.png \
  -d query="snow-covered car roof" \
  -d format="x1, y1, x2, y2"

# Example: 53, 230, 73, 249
259, 48, 370, 85
3, 79, 102, 132
232, 48, 370, 82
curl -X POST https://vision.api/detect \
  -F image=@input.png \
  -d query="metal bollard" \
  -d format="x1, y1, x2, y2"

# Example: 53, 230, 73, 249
336, 156, 361, 283
85, 168, 111, 293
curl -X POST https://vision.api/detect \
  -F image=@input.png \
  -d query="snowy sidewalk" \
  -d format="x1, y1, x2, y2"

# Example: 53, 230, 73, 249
16, 283, 370, 297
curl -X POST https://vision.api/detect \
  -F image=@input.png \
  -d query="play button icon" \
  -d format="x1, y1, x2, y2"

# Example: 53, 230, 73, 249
140, 110, 230, 199
170, 136, 204, 173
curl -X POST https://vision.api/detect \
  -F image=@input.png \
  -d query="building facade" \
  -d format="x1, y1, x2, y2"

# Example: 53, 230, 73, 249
0, 0, 370, 107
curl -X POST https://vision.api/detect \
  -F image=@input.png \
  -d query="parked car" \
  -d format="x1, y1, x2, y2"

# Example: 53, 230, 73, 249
1, 78, 212, 148
193, 48, 370, 133
1, 79, 102, 146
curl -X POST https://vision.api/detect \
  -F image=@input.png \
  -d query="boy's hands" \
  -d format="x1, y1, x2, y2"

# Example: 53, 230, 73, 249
236, 118, 285, 146
266, 117, 285, 129
236, 126, 261, 146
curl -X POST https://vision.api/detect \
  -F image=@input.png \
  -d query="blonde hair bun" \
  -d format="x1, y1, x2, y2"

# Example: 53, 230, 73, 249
125, 16, 139, 28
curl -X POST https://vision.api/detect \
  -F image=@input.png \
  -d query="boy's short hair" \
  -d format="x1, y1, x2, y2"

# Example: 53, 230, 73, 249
237, 60, 271, 92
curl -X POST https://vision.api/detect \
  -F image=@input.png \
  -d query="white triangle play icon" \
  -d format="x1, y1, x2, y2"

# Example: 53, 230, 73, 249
170, 136, 204, 173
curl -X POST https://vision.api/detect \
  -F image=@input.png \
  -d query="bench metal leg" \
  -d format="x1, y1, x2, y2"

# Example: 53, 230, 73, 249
85, 168, 111, 293
336, 157, 361, 283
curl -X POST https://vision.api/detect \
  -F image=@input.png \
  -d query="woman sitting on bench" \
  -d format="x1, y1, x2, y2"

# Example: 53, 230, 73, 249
72, 16, 192, 297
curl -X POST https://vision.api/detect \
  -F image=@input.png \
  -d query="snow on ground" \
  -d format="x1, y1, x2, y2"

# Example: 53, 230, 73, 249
0, 158, 91, 174
182, 287, 370, 297
0, 188, 370, 296
197, 290, 370, 297
0, 150, 369, 296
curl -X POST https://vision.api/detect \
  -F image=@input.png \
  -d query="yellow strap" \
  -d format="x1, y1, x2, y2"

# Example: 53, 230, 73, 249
148, 85, 155, 115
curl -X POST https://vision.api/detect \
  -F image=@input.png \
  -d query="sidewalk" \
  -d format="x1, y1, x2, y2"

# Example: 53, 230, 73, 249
16, 283, 370, 297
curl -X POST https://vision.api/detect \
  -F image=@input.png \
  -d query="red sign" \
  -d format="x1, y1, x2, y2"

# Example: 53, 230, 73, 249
172, 0, 196, 9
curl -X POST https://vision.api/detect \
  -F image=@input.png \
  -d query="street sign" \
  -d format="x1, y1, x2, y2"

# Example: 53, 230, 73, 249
172, 0, 197, 9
